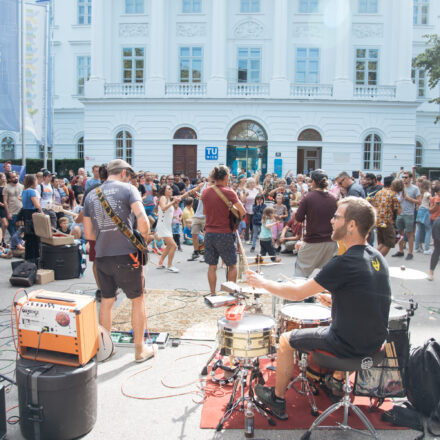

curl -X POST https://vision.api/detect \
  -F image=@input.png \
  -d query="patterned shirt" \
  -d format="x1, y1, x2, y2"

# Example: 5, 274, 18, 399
370, 187, 400, 227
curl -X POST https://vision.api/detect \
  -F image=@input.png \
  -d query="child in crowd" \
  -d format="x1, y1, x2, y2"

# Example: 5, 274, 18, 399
5, 227, 25, 259
183, 219, 204, 247
182, 197, 194, 229
58, 216, 82, 240
251, 193, 266, 252
259, 207, 281, 262
273, 192, 288, 251
238, 218, 246, 240
172, 200, 183, 252
151, 238, 165, 256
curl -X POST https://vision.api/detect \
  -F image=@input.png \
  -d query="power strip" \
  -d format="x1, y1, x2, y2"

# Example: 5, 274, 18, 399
111, 331, 169, 348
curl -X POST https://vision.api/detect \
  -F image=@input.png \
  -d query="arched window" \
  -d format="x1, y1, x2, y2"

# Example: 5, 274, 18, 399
228, 120, 267, 141
173, 127, 197, 139
77, 136, 84, 160
1, 136, 15, 160
363, 133, 382, 170
298, 129, 322, 142
115, 130, 133, 165
415, 140, 423, 167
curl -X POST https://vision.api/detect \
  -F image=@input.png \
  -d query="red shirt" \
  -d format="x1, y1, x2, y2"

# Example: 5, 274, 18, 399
431, 195, 440, 221
286, 219, 303, 238
202, 185, 239, 233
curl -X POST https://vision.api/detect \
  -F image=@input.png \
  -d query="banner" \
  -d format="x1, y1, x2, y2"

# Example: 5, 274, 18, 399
24, 3, 47, 143
0, 0, 20, 132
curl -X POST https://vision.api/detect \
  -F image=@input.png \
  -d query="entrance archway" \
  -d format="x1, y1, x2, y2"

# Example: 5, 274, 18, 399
227, 120, 267, 177
173, 127, 197, 179
297, 128, 322, 175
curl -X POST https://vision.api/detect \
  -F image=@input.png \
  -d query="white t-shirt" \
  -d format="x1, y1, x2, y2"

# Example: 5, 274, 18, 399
244, 187, 260, 214
40, 183, 54, 209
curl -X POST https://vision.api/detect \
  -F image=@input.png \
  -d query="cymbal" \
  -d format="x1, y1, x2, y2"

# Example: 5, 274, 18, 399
389, 266, 427, 280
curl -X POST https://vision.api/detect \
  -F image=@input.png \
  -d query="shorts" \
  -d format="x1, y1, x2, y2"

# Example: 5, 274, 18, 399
88, 240, 96, 262
396, 214, 415, 233
204, 232, 237, 267
191, 217, 205, 235
95, 254, 143, 299
0, 207, 6, 219
376, 224, 396, 248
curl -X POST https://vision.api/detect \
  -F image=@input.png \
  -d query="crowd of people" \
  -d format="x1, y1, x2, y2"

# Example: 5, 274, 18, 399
0, 161, 439, 282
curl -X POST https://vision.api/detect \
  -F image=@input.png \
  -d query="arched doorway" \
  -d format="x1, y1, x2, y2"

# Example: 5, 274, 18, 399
173, 127, 197, 179
297, 128, 322, 174
227, 120, 267, 177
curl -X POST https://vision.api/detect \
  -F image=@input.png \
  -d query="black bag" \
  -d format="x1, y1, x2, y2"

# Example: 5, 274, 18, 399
406, 338, 440, 421
9, 261, 37, 287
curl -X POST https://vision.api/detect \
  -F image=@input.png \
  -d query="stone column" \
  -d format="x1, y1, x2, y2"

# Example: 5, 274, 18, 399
207, 0, 227, 97
395, 0, 415, 100
270, 0, 290, 98
86, 0, 105, 97
332, 0, 353, 99
147, 0, 165, 97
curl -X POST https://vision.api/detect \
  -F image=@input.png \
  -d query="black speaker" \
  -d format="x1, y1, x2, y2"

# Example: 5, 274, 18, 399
40, 243, 81, 280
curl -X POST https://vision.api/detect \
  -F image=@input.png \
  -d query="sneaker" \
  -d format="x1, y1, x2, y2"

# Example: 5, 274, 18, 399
156, 264, 166, 269
178, 247, 183, 252
324, 374, 345, 399
199, 257, 206, 263
135, 344, 157, 363
392, 252, 404, 257
167, 266, 180, 273
424, 249, 433, 255
415, 248, 423, 254
405, 254, 414, 260
427, 274, 434, 281
247, 240, 252, 245
250, 247, 255, 253
254, 384, 288, 420
276, 246, 282, 253
187, 252, 199, 261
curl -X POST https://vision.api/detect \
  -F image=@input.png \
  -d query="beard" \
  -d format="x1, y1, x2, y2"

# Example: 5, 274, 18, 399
331, 223, 347, 242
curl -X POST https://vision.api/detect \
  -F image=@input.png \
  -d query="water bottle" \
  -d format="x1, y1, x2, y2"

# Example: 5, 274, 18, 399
244, 402, 254, 438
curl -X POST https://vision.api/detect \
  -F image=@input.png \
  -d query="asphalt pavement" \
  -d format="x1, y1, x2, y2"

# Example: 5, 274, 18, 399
1, 240, 439, 440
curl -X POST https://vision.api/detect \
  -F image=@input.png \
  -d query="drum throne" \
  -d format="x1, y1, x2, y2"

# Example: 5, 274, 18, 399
300, 348, 385, 440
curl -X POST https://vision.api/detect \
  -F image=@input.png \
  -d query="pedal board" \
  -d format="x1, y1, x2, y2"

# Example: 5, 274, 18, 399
111, 331, 169, 348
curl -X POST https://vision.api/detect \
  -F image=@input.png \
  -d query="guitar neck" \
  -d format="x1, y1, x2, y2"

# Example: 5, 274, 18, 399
236, 232, 249, 272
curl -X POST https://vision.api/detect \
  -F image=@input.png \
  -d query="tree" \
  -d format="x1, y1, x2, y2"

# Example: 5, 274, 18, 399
413, 34, 440, 123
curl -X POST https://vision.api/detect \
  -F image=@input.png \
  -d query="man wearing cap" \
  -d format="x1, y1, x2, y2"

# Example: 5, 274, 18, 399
3, 171, 23, 237
83, 159, 155, 363
294, 169, 338, 277
40, 170, 57, 228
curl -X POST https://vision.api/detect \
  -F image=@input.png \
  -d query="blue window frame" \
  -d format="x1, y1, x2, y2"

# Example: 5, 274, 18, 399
299, 0, 319, 13
296, 48, 320, 83
78, 0, 92, 25
240, 0, 260, 13
359, 0, 378, 13
125, 0, 144, 14
77, 56, 91, 95
182, 0, 201, 13
355, 48, 378, 86
238, 48, 261, 83
413, 0, 429, 25
122, 48, 145, 83
179, 47, 203, 82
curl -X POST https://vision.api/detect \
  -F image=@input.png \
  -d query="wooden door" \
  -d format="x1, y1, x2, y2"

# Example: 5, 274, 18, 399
173, 145, 197, 179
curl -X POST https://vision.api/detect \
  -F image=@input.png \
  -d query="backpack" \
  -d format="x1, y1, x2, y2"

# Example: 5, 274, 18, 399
9, 261, 38, 287
406, 338, 440, 421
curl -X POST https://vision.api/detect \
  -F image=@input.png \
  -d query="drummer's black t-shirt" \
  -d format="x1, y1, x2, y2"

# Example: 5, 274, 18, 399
314, 245, 391, 357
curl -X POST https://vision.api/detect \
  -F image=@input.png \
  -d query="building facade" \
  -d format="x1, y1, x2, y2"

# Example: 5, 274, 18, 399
2, 0, 440, 178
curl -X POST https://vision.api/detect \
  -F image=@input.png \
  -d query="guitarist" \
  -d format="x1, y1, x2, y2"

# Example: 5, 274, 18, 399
201, 166, 245, 295
83, 159, 155, 363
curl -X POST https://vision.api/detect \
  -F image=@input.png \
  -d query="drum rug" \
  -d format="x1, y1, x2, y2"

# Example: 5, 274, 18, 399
112, 289, 274, 339
200, 358, 407, 431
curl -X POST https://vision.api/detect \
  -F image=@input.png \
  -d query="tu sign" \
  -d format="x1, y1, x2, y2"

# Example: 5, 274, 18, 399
205, 146, 219, 160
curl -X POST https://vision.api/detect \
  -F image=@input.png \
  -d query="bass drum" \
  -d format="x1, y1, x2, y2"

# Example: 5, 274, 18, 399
217, 314, 276, 359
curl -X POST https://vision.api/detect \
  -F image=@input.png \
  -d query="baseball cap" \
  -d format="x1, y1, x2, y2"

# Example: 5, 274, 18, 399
42, 170, 56, 177
107, 159, 134, 175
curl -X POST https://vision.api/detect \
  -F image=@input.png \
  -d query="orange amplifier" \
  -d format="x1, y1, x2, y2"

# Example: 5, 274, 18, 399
15, 289, 99, 367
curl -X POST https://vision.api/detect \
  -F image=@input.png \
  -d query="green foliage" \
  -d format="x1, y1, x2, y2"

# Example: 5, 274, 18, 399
8, 158, 84, 177
413, 34, 440, 122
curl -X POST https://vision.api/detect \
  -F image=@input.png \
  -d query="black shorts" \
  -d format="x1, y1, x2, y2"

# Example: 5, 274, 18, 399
95, 254, 143, 299
288, 327, 344, 357
0, 207, 6, 219
204, 232, 237, 267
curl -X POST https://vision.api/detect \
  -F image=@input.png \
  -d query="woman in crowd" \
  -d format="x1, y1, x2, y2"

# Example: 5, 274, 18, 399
415, 179, 432, 254
243, 178, 260, 244
0, 173, 8, 247
21, 174, 42, 262
155, 184, 182, 273
428, 184, 440, 280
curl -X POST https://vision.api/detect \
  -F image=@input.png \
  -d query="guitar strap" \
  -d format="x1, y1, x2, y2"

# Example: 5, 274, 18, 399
95, 187, 147, 253
212, 185, 240, 218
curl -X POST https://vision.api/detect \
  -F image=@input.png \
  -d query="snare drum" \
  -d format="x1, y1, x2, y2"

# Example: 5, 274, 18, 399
278, 303, 332, 334
217, 314, 276, 359
388, 304, 408, 331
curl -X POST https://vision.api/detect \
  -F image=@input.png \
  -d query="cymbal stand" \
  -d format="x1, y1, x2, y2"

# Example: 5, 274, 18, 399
216, 358, 276, 431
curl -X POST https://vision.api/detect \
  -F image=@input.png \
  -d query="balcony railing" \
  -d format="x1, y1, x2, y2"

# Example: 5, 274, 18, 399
227, 82, 269, 97
165, 82, 207, 96
104, 83, 145, 96
354, 85, 396, 99
291, 84, 333, 98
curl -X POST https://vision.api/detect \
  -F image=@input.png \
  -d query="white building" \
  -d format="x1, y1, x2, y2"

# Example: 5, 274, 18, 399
1, 0, 440, 178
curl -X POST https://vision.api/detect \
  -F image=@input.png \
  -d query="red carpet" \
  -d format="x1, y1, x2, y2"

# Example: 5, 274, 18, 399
201, 359, 405, 430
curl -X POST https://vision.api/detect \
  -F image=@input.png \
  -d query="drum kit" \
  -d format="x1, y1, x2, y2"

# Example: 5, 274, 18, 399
205, 272, 419, 431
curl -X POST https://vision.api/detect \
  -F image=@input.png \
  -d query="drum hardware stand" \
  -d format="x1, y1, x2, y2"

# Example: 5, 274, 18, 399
201, 345, 218, 376
216, 358, 276, 431
287, 352, 319, 417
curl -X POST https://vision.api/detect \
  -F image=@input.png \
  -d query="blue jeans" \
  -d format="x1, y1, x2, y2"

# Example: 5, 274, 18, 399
251, 224, 261, 249
415, 221, 432, 251
6, 213, 18, 237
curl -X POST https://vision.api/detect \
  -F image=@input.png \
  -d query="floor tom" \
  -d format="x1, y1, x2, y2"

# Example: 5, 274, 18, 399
278, 303, 332, 333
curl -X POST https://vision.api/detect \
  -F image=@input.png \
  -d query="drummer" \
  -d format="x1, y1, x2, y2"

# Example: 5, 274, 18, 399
246, 196, 391, 420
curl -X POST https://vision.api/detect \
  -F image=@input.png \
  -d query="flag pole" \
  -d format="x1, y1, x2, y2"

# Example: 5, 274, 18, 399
42, 3, 49, 170
20, 0, 25, 166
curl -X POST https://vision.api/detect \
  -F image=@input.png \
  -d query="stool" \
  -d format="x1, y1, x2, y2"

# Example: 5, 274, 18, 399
300, 348, 385, 440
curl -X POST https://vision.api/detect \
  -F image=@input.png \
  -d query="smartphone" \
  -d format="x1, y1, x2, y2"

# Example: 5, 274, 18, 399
352, 171, 359, 179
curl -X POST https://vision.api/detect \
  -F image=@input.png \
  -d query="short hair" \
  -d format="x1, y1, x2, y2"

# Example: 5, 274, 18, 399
23, 174, 36, 189
99, 164, 108, 181
92, 165, 99, 171
404, 171, 413, 178
337, 171, 350, 180
365, 173, 376, 181
212, 165, 229, 181
338, 196, 376, 238
383, 176, 394, 187
185, 197, 193, 206
58, 217, 68, 224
